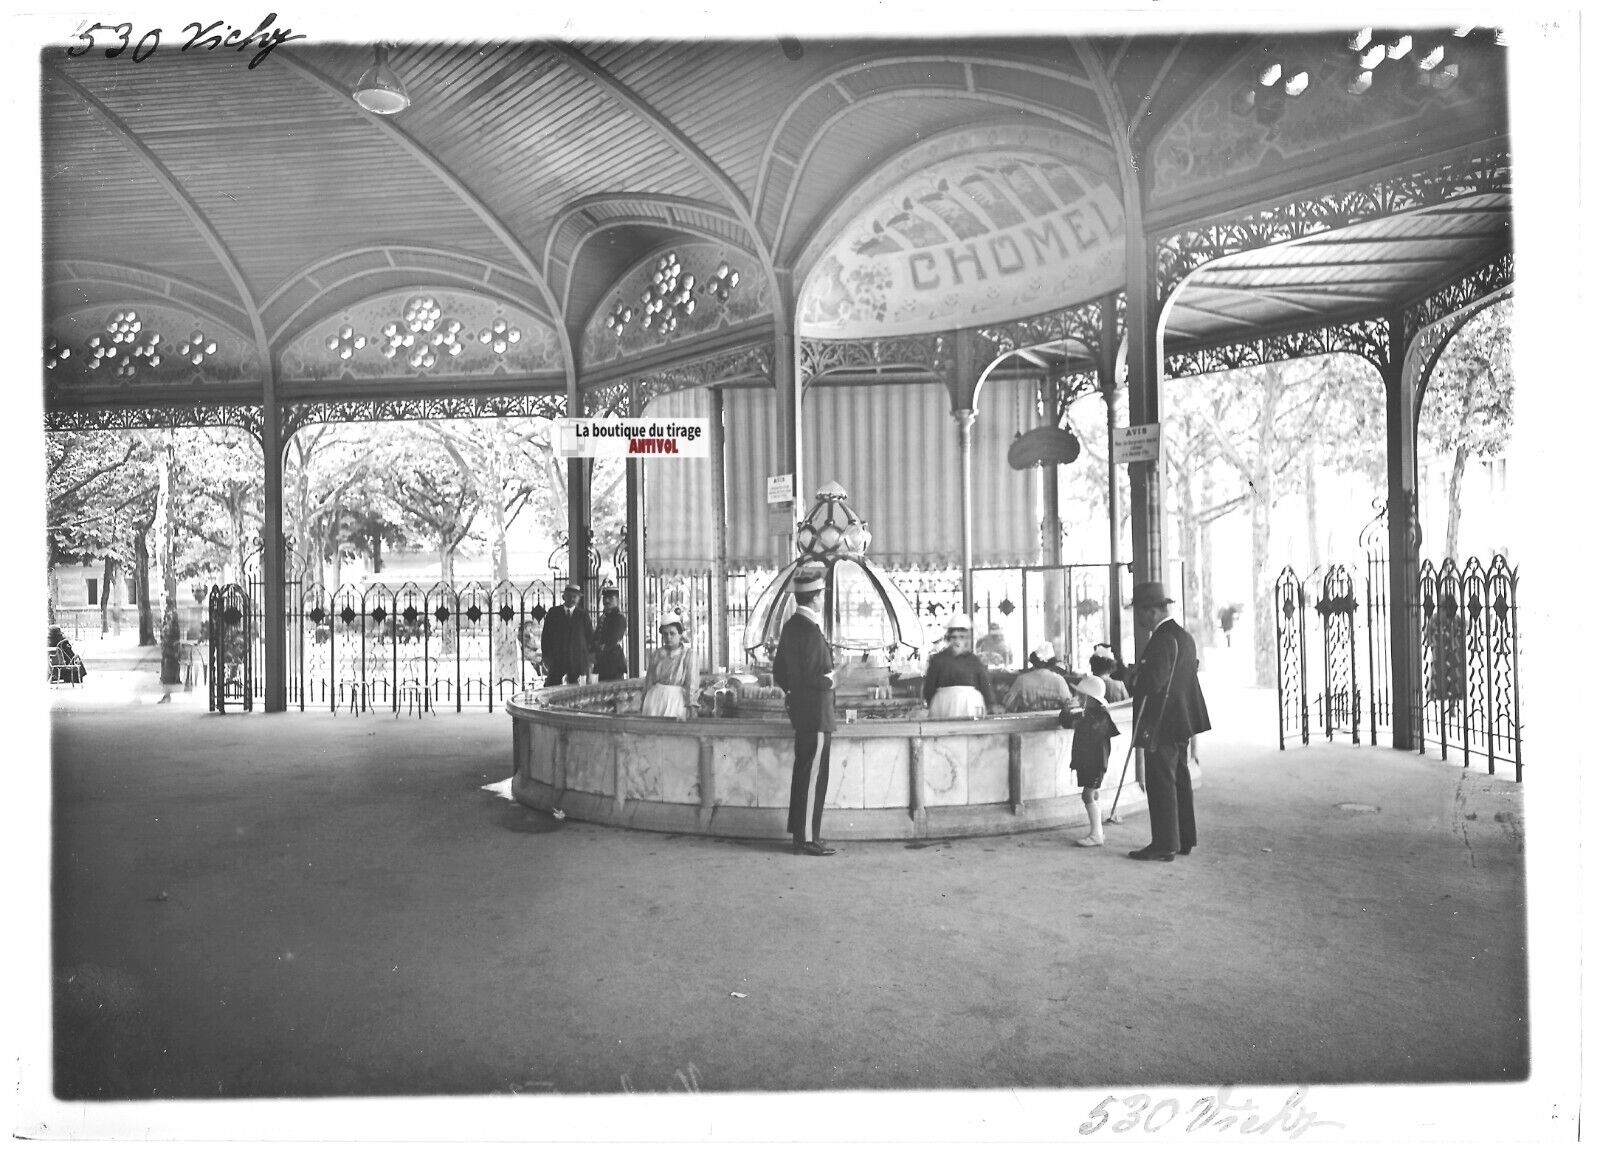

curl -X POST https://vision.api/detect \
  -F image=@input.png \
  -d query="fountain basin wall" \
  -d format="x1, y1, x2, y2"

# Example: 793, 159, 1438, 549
508, 682, 1183, 841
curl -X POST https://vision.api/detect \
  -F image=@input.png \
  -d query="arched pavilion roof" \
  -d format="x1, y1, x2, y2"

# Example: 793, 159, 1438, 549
41, 28, 1510, 428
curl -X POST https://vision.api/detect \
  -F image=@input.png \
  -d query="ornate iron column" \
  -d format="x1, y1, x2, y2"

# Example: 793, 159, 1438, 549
1382, 311, 1421, 748
566, 323, 591, 600
772, 268, 801, 568
1097, 290, 1125, 659
624, 383, 646, 678
708, 384, 729, 670
955, 407, 977, 614
261, 373, 287, 712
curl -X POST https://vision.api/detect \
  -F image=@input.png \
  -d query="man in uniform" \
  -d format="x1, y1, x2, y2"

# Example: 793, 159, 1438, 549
540, 582, 593, 686
772, 569, 837, 856
1127, 581, 1210, 862
592, 584, 628, 681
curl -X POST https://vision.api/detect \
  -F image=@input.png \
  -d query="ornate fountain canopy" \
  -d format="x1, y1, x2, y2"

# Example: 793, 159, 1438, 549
794, 481, 873, 561
744, 483, 922, 664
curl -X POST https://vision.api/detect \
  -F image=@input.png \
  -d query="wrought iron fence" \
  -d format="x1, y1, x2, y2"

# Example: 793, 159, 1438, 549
1273, 541, 1522, 780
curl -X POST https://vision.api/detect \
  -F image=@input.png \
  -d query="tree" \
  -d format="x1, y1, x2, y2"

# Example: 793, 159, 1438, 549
1419, 299, 1514, 559
47, 431, 159, 635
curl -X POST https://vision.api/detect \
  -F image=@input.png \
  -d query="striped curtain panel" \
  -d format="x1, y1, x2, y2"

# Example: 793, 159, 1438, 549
641, 387, 715, 570
720, 379, 1042, 569
724, 385, 781, 569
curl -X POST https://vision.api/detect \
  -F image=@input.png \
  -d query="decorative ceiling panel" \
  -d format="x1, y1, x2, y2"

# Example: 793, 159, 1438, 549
279, 291, 562, 381
47, 304, 261, 390
1149, 31, 1508, 208
583, 242, 770, 368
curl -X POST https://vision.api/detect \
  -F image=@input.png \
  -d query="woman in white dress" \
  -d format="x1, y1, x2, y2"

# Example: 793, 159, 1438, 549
640, 614, 699, 719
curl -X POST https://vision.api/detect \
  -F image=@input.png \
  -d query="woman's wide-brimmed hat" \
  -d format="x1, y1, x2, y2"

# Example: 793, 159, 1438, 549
1074, 674, 1108, 704
1128, 581, 1175, 607
791, 569, 826, 594
657, 613, 684, 632
1029, 641, 1056, 662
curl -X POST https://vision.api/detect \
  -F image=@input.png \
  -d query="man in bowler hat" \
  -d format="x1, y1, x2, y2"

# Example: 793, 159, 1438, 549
772, 568, 838, 856
1127, 581, 1210, 862
541, 582, 593, 686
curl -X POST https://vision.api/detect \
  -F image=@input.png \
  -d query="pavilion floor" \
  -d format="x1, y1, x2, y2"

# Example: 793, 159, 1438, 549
30, 638, 1529, 1130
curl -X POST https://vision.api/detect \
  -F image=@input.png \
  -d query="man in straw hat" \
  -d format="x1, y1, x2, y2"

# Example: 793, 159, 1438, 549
1126, 581, 1210, 862
772, 568, 838, 856
541, 581, 593, 686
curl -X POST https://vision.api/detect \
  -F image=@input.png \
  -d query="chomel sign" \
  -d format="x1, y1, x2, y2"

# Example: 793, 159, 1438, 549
557, 417, 710, 458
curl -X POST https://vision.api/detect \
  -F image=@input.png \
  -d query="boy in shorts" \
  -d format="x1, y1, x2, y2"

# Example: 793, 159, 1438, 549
1062, 674, 1119, 847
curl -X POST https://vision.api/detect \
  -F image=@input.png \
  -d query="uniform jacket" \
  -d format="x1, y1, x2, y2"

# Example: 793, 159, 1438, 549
1131, 617, 1211, 746
592, 608, 628, 680
772, 611, 835, 733
540, 604, 593, 677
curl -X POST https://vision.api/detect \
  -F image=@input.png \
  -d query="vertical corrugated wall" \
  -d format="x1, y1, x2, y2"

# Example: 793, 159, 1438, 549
641, 387, 714, 570
650, 378, 1043, 571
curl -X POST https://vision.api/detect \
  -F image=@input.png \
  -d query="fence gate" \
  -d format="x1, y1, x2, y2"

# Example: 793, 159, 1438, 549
1274, 549, 1522, 781
207, 582, 251, 712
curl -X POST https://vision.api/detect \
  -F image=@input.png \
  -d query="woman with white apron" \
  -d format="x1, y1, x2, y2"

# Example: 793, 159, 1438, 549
640, 614, 699, 719
922, 613, 996, 719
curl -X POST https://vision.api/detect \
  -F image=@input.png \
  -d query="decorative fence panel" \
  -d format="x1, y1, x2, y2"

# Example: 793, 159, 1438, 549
1274, 547, 1522, 781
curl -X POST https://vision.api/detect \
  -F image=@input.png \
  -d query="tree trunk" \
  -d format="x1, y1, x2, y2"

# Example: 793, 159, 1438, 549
135, 527, 155, 646
1250, 481, 1275, 687
1175, 463, 1203, 643
1304, 453, 1321, 573
1198, 467, 1216, 649
100, 556, 115, 636
1444, 440, 1470, 560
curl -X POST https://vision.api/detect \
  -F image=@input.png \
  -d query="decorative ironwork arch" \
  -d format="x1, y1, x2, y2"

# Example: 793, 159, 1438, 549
46, 403, 265, 442
596, 341, 774, 413
1154, 144, 1510, 301
1164, 316, 1392, 379
799, 333, 951, 386
281, 393, 567, 440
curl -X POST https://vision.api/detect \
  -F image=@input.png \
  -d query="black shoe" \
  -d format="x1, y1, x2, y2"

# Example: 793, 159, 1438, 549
802, 840, 837, 856
1128, 846, 1175, 862
1178, 846, 1194, 856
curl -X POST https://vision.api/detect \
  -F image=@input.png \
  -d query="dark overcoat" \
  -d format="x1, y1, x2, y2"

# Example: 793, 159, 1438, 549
540, 604, 593, 678
1131, 618, 1211, 745
772, 612, 835, 733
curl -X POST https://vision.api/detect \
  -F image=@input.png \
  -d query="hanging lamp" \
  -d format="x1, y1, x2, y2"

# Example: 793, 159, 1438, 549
353, 44, 410, 115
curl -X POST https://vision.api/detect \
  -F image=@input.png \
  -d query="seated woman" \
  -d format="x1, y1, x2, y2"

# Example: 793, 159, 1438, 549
1002, 641, 1072, 712
1088, 651, 1130, 703
922, 613, 995, 719
640, 614, 699, 719
48, 626, 87, 684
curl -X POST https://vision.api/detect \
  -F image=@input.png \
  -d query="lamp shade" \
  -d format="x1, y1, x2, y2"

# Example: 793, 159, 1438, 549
353, 47, 410, 115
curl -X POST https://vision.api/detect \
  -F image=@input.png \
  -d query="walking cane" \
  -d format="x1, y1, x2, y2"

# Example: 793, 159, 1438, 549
1105, 650, 1178, 825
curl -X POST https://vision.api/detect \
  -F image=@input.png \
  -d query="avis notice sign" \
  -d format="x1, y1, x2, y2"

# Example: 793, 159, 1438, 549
1112, 423, 1161, 464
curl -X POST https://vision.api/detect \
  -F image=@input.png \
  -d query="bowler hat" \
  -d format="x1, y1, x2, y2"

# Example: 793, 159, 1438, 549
1129, 581, 1175, 607
791, 569, 826, 594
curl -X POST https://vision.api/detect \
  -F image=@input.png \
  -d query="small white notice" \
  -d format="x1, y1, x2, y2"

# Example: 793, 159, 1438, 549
766, 473, 795, 504
1112, 423, 1161, 464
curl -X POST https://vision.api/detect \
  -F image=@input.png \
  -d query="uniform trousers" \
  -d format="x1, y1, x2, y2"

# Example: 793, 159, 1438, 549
787, 730, 832, 842
1144, 740, 1197, 853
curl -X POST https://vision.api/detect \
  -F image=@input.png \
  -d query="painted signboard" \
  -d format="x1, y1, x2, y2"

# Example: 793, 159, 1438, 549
798, 139, 1126, 339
